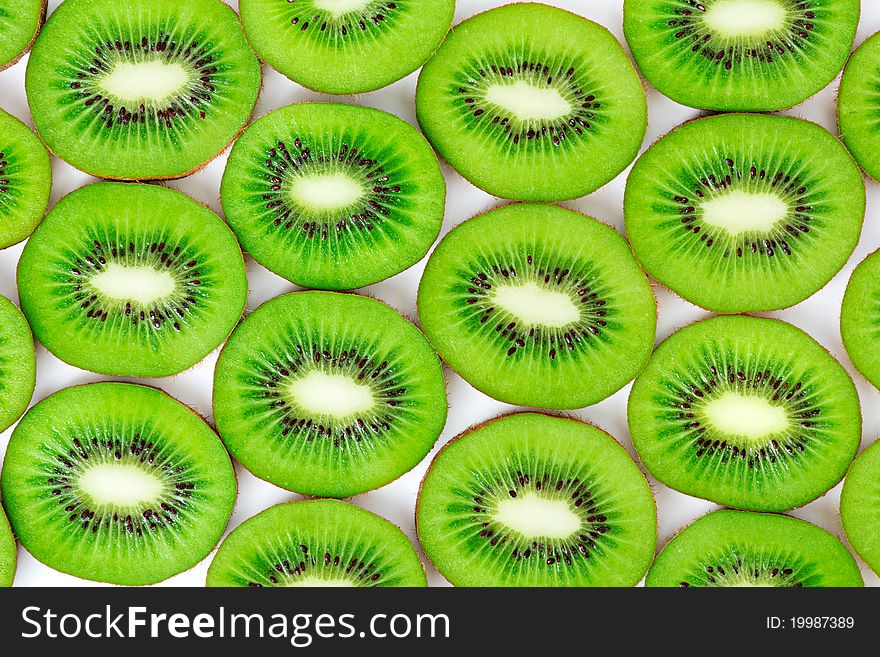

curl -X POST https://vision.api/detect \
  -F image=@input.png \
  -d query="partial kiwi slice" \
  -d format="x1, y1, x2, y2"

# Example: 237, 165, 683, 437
417, 413, 657, 587
0, 108, 51, 250
841, 250, 880, 390
0, 0, 44, 70
839, 31, 880, 182
17, 182, 247, 377
25, 0, 260, 180
221, 102, 445, 290
213, 291, 447, 498
629, 315, 861, 511
646, 510, 863, 587
207, 499, 426, 587
239, 0, 454, 95
0, 504, 14, 587
0, 295, 35, 434
840, 440, 880, 575
416, 3, 647, 201
623, 0, 859, 111
625, 113, 864, 313
0, 383, 237, 585
418, 203, 656, 409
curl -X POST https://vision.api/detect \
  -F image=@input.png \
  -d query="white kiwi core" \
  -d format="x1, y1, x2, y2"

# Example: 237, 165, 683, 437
704, 0, 787, 38
288, 371, 374, 419
79, 463, 164, 507
290, 173, 364, 212
485, 81, 572, 122
492, 281, 580, 328
314, 0, 372, 17
100, 60, 190, 104
703, 392, 789, 440
700, 191, 788, 236
493, 492, 581, 540
285, 576, 356, 587
90, 263, 176, 305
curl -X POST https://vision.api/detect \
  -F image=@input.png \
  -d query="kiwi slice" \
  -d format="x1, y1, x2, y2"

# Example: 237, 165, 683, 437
417, 413, 657, 587
213, 291, 447, 498
17, 182, 247, 377
629, 315, 861, 511
839, 31, 880, 182
221, 102, 445, 290
646, 510, 863, 587
0, 504, 14, 587
625, 113, 864, 313
0, 0, 44, 70
25, 0, 260, 180
207, 499, 426, 587
623, 0, 859, 111
841, 250, 880, 390
0, 295, 36, 434
239, 0, 455, 95
840, 440, 880, 575
0, 382, 237, 585
416, 3, 647, 202
417, 203, 656, 410
0, 108, 52, 250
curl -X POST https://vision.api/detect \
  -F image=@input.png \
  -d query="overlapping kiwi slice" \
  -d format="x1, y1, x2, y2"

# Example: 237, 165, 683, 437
25, 0, 260, 180
207, 499, 426, 587
841, 250, 880, 389
17, 182, 247, 377
0, 295, 36, 434
221, 102, 445, 290
417, 413, 657, 587
629, 315, 861, 511
646, 510, 863, 587
0, 505, 14, 587
416, 3, 647, 201
839, 31, 880, 181
840, 440, 880, 575
0, 0, 45, 70
239, 0, 455, 94
0, 108, 51, 250
0, 383, 237, 585
623, 0, 859, 111
213, 291, 447, 498
418, 203, 656, 410
625, 113, 864, 313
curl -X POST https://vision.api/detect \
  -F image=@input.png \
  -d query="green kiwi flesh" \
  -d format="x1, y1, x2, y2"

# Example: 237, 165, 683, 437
239, 0, 454, 95
0, 0, 44, 70
0, 108, 51, 249
417, 203, 656, 409
840, 440, 880, 575
0, 504, 14, 587
207, 499, 426, 587
629, 315, 860, 511
0, 295, 36, 434
25, 0, 260, 180
646, 510, 863, 587
841, 249, 880, 390
213, 291, 447, 498
839, 31, 880, 182
17, 182, 248, 377
416, 3, 647, 201
417, 413, 657, 587
624, 113, 864, 313
221, 102, 445, 290
623, 0, 859, 111
0, 382, 237, 585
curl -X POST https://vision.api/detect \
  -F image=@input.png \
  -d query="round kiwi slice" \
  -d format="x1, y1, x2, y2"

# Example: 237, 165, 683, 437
0, 0, 44, 70
629, 315, 861, 511
207, 499, 426, 587
221, 102, 445, 290
839, 31, 880, 182
417, 203, 656, 410
840, 440, 880, 575
213, 291, 447, 498
25, 0, 260, 180
623, 0, 859, 111
0, 504, 15, 587
416, 3, 647, 202
17, 182, 247, 378
625, 113, 864, 313
417, 413, 657, 587
841, 250, 880, 390
0, 295, 35, 434
0, 108, 51, 250
646, 510, 863, 587
239, 0, 455, 95
0, 382, 237, 585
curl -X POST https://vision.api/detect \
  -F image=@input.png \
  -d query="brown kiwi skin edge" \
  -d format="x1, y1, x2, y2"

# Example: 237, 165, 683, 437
0, 0, 47, 73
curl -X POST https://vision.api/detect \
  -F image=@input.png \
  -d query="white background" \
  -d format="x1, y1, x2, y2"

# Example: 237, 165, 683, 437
1, 0, 878, 587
